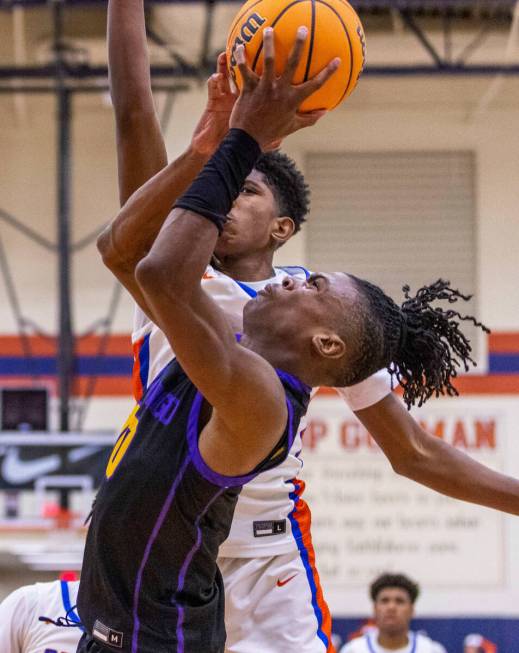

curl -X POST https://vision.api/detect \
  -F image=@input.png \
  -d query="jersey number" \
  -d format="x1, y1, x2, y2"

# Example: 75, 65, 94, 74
106, 404, 140, 479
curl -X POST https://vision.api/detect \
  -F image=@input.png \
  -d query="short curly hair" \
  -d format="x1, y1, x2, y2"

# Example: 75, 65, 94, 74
370, 573, 420, 604
254, 151, 310, 235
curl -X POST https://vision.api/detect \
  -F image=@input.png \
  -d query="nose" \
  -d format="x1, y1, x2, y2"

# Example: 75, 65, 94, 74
282, 277, 301, 290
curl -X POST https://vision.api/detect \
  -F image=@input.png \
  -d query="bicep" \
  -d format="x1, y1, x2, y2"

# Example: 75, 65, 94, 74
143, 280, 287, 433
145, 282, 243, 400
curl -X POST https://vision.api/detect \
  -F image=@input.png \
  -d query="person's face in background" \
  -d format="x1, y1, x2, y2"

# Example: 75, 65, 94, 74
373, 587, 413, 637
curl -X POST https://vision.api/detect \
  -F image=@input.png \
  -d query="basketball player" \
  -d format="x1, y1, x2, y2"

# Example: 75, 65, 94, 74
104, 2, 519, 652
103, 5, 518, 653
339, 574, 447, 653
0, 578, 81, 652
80, 28, 499, 652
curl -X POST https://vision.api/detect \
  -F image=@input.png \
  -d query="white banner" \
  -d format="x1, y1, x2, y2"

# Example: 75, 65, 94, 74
302, 394, 519, 616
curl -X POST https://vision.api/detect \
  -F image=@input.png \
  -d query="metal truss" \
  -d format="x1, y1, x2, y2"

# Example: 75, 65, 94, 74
0, 0, 518, 82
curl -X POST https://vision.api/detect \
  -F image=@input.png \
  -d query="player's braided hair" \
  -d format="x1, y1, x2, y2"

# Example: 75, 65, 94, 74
344, 277, 490, 408
370, 573, 420, 604
254, 151, 310, 235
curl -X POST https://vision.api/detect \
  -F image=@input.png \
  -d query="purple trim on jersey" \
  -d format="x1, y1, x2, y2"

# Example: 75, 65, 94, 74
139, 334, 150, 394
187, 391, 297, 488
276, 368, 312, 397
187, 392, 258, 487
175, 487, 225, 652
131, 455, 191, 653
285, 397, 296, 451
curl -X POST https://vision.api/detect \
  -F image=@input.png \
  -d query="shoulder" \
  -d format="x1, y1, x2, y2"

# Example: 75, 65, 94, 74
0, 583, 39, 638
430, 640, 447, 653
415, 632, 447, 653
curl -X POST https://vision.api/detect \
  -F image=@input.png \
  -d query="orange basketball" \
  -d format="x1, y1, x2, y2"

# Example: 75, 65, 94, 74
226, 0, 366, 112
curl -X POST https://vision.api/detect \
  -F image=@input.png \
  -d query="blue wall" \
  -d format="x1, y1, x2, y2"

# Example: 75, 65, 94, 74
332, 618, 519, 652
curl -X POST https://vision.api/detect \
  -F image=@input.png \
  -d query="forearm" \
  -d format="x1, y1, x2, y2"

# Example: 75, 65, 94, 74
401, 432, 519, 515
356, 394, 519, 515
98, 146, 209, 271
136, 128, 260, 295
108, 0, 167, 205
108, 0, 154, 118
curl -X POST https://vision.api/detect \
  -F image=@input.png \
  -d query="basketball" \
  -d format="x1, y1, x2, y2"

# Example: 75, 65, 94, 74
226, 0, 366, 112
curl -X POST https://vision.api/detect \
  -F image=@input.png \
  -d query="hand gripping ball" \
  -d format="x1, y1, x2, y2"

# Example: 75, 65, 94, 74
226, 0, 366, 112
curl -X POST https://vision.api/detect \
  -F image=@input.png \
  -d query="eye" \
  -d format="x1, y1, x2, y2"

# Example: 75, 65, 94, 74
240, 185, 255, 195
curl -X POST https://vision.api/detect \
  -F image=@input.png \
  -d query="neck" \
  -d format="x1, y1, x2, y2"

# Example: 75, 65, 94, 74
377, 631, 409, 650
240, 334, 313, 386
215, 252, 275, 282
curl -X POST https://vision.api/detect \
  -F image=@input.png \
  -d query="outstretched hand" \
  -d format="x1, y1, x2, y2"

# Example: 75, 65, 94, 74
229, 27, 340, 149
191, 53, 237, 157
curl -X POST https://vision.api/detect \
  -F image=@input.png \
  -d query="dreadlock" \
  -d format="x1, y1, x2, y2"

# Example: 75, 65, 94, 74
347, 276, 490, 408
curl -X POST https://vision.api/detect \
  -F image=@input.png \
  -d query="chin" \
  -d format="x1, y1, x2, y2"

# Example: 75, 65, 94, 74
242, 296, 269, 335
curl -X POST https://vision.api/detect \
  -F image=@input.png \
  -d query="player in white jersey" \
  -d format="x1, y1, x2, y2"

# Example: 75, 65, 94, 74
102, 2, 519, 651
342, 632, 446, 653
339, 574, 446, 653
0, 579, 82, 653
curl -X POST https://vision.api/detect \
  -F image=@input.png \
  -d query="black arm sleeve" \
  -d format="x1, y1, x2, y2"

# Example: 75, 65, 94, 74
174, 128, 261, 233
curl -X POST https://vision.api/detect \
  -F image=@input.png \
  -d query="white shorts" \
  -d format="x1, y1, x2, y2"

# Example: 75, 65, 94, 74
219, 549, 335, 653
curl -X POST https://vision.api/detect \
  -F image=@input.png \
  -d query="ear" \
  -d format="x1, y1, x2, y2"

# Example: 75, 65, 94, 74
271, 216, 295, 248
311, 333, 346, 360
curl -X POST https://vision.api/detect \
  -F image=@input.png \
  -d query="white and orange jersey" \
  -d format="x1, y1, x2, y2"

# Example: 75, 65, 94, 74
131, 264, 392, 557
0, 580, 82, 653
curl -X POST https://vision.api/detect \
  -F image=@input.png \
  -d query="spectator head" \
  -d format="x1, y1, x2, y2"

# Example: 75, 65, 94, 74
369, 573, 420, 637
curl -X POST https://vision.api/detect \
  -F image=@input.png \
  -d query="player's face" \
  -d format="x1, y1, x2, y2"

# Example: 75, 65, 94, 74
214, 169, 287, 260
373, 588, 413, 636
243, 272, 358, 345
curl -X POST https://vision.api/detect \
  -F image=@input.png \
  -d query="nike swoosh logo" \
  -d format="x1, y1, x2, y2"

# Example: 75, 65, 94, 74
276, 574, 297, 587
2, 447, 61, 484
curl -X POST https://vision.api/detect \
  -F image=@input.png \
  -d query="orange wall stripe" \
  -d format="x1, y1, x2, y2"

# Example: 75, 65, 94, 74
0, 334, 131, 356
488, 332, 519, 353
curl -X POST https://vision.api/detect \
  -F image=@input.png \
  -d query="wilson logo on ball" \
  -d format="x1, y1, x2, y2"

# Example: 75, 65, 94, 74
226, 0, 366, 112
229, 12, 267, 74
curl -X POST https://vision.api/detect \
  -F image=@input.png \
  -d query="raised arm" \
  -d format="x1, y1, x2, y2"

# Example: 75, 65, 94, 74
100, 0, 236, 315
355, 392, 519, 515
134, 30, 338, 473
108, 0, 166, 206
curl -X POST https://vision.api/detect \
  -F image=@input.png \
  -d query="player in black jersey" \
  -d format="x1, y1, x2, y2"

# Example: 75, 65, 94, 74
77, 31, 341, 653
76, 27, 508, 653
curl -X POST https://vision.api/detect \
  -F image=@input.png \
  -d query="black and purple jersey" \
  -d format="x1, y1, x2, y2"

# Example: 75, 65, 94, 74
77, 355, 310, 653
